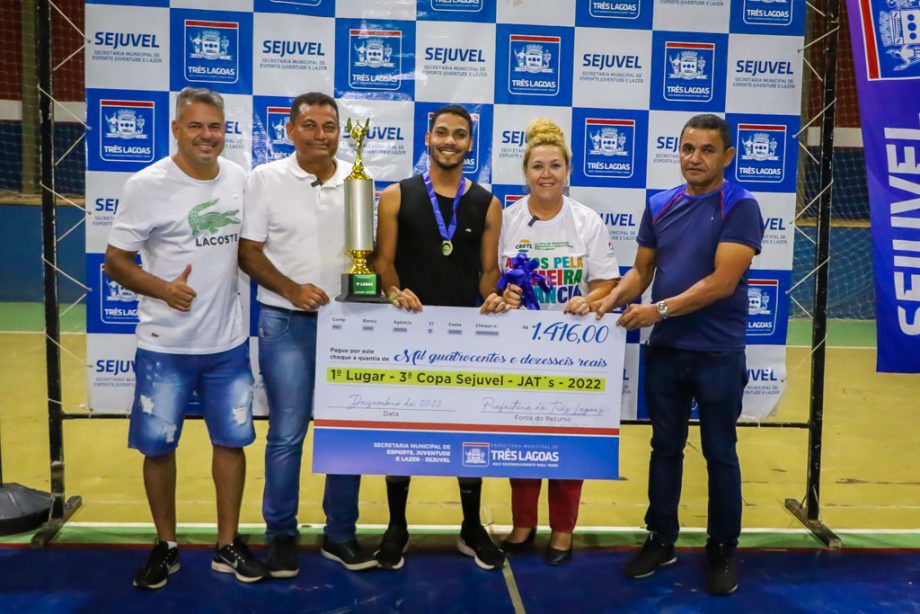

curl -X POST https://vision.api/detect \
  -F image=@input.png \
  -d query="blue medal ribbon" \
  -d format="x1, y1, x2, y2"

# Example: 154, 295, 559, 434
423, 171, 465, 256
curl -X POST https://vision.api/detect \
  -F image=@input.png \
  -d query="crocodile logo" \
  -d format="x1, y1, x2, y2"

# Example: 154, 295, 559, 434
188, 198, 240, 236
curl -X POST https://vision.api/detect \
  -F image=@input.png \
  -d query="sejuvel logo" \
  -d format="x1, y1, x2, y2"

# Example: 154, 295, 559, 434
747, 367, 778, 382
424, 47, 486, 64
656, 135, 680, 152
95, 359, 135, 375
509, 35, 561, 96
743, 0, 793, 26
501, 130, 527, 146
262, 40, 325, 58
462, 442, 490, 467
663, 41, 715, 103
747, 279, 778, 336
602, 212, 637, 227
100, 100, 154, 163
185, 20, 240, 84
100, 265, 139, 325
349, 29, 402, 90
584, 118, 635, 179
94, 197, 119, 214
736, 123, 786, 183
94, 31, 161, 50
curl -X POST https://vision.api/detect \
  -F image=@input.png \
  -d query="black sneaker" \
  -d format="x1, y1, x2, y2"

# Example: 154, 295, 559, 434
457, 524, 506, 570
133, 541, 180, 590
321, 537, 379, 571
705, 542, 738, 595
375, 525, 409, 570
211, 536, 269, 583
624, 533, 677, 579
266, 535, 299, 579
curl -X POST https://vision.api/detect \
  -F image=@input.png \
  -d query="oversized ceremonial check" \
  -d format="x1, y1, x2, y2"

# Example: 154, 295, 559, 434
312, 303, 626, 479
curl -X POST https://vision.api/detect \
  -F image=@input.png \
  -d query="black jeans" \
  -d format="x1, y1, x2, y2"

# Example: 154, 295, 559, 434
643, 345, 747, 549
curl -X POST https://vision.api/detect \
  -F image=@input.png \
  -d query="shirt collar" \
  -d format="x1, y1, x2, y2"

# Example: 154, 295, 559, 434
681, 179, 729, 200
287, 154, 351, 187
327, 158, 352, 187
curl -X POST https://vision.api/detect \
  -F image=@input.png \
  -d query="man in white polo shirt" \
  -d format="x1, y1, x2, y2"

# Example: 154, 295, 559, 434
105, 87, 267, 589
239, 92, 376, 576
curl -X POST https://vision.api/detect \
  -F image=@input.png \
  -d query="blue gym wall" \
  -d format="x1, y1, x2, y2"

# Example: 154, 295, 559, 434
0, 204, 85, 303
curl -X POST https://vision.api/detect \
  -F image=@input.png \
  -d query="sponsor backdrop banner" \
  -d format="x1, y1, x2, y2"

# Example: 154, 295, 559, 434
846, 0, 920, 373
85, 0, 804, 419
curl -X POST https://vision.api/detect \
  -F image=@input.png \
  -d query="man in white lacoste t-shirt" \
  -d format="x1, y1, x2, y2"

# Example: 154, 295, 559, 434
105, 87, 267, 590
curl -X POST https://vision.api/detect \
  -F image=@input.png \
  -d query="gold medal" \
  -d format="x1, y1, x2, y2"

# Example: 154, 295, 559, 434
442, 240, 453, 256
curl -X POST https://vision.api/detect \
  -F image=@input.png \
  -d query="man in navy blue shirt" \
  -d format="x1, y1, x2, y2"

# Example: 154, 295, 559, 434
595, 114, 763, 595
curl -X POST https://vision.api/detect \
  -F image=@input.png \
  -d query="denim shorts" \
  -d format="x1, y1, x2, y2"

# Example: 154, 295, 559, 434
127, 341, 255, 456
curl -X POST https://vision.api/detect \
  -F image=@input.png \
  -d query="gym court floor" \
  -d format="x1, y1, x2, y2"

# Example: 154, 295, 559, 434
1, 305, 917, 612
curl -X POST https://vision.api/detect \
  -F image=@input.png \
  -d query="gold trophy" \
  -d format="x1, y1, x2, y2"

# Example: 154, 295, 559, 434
338, 117, 386, 302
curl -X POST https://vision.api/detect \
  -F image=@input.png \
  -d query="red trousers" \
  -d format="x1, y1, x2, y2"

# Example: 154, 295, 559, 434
510, 478, 583, 533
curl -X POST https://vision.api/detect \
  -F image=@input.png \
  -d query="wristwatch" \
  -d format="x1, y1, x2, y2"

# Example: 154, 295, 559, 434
655, 300, 670, 320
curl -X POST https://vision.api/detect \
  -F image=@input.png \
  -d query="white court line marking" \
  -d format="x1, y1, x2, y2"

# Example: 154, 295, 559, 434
502, 560, 527, 614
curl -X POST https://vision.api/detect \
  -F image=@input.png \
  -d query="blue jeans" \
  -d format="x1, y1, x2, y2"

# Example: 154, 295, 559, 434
258, 304, 361, 543
128, 342, 254, 456
643, 345, 747, 549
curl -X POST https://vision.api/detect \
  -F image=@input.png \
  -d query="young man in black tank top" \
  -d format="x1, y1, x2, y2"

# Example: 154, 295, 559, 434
374, 104, 507, 570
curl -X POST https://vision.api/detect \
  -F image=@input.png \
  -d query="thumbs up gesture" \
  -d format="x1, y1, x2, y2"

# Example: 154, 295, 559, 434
163, 264, 197, 312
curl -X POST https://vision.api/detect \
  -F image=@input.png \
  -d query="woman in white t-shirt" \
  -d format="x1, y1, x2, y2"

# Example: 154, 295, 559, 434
481, 119, 619, 565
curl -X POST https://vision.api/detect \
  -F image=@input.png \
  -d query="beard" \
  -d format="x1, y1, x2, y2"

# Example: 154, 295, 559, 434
429, 146, 466, 171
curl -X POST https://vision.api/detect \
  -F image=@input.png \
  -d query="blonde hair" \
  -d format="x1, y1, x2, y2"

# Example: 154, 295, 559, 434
522, 118, 571, 169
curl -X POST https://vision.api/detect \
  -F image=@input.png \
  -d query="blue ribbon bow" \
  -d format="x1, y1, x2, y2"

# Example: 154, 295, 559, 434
497, 252, 553, 310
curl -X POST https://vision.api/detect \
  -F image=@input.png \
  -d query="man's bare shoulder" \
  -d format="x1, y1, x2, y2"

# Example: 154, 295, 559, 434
381, 182, 402, 197
378, 182, 403, 210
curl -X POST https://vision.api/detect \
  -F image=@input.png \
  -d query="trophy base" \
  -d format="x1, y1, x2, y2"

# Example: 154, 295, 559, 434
336, 273, 389, 303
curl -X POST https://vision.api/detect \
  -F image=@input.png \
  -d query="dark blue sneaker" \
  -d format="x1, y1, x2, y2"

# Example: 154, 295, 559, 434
266, 535, 299, 579
321, 537, 378, 571
706, 542, 738, 595
211, 536, 269, 583
624, 533, 677, 579
133, 541, 179, 590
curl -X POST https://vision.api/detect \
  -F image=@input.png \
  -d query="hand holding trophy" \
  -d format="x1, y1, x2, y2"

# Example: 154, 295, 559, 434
338, 117, 386, 302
